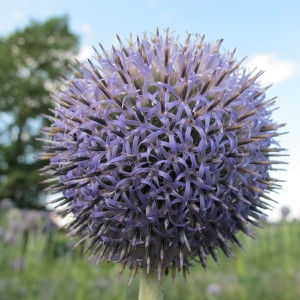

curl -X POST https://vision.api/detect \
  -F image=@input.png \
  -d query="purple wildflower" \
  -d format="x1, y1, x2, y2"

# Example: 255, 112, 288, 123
39, 29, 286, 279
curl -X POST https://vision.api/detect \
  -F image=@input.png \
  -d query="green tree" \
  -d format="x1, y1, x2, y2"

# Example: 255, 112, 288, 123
0, 16, 79, 208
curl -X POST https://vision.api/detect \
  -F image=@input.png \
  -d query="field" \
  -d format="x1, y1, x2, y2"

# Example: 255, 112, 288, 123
0, 215, 299, 300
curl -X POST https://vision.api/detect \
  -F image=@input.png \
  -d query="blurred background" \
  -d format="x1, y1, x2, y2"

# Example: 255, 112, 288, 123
0, 0, 299, 299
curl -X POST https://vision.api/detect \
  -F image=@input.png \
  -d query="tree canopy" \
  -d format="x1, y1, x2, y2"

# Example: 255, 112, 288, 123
0, 16, 79, 208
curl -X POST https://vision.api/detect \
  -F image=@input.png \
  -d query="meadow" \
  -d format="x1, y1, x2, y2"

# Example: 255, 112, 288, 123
0, 214, 299, 300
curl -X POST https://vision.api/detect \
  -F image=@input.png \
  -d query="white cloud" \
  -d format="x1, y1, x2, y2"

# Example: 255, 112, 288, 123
75, 45, 94, 62
11, 10, 25, 21
146, 0, 160, 5
79, 24, 93, 37
246, 54, 296, 85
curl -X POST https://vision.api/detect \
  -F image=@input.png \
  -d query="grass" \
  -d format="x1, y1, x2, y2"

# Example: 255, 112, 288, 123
0, 219, 299, 300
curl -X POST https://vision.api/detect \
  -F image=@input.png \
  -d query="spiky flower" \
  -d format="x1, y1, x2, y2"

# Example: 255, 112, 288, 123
39, 30, 286, 280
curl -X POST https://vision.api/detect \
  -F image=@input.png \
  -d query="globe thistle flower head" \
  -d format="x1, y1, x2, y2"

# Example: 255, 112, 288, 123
39, 29, 286, 280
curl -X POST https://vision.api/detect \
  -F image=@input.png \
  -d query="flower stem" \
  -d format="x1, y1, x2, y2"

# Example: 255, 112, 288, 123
138, 269, 164, 300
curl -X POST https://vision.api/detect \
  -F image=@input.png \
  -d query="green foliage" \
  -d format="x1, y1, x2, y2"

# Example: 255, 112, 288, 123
0, 16, 79, 208
0, 220, 299, 299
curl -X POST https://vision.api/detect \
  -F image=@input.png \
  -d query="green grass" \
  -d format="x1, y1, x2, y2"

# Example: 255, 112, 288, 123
0, 220, 299, 300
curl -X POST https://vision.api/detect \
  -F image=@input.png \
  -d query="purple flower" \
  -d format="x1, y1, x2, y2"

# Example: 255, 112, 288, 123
39, 30, 286, 279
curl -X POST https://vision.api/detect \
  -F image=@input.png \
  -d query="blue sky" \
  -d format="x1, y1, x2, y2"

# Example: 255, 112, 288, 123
1, 0, 299, 221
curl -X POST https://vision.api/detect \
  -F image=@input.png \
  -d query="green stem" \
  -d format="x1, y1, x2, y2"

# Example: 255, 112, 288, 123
138, 269, 164, 300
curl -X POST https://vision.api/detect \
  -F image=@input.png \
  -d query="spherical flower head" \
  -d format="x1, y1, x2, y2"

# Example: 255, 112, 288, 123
40, 29, 286, 279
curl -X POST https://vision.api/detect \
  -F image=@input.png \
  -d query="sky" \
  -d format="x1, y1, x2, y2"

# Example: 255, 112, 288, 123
1, 0, 299, 221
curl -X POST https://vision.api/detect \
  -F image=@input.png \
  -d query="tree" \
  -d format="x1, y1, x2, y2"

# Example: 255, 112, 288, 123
0, 16, 79, 209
